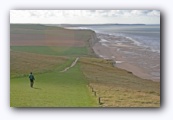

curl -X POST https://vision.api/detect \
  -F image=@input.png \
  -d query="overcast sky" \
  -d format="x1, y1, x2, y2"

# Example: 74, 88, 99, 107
10, 10, 160, 24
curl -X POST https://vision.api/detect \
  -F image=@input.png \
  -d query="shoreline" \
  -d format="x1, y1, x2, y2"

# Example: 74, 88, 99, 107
58, 25, 160, 82
92, 33, 160, 82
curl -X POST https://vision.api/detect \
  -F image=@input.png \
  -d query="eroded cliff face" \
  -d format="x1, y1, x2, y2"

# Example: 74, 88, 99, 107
88, 30, 100, 47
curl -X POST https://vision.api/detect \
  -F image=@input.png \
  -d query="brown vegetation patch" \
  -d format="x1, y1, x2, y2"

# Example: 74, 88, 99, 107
79, 57, 160, 107
10, 25, 95, 47
10, 50, 69, 78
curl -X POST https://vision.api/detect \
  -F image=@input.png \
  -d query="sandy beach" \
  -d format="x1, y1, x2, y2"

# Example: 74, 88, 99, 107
93, 33, 160, 82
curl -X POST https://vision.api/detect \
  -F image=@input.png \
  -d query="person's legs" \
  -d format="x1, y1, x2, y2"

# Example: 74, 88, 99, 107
30, 80, 34, 88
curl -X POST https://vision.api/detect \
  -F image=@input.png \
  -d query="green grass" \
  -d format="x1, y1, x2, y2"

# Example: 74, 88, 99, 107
10, 63, 97, 107
11, 46, 89, 56
10, 48, 98, 107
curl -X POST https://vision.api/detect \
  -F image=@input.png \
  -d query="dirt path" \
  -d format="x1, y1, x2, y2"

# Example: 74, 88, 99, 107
60, 57, 79, 72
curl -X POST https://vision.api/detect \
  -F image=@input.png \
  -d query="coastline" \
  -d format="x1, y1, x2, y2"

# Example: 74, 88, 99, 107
54, 25, 160, 82
91, 33, 160, 82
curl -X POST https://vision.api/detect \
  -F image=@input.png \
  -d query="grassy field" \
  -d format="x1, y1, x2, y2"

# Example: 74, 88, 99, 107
10, 51, 74, 78
10, 62, 97, 107
10, 24, 99, 107
10, 24, 160, 107
11, 46, 90, 56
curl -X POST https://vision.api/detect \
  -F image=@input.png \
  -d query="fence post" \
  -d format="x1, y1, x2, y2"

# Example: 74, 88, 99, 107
98, 97, 101, 105
91, 87, 94, 92
94, 91, 96, 96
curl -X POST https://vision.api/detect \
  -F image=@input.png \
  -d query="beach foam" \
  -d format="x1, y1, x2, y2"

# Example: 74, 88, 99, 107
115, 61, 124, 64
125, 36, 142, 46
101, 43, 109, 47
99, 39, 110, 43
93, 33, 160, 81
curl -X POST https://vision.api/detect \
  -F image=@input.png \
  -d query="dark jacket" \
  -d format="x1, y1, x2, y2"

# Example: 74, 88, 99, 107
29, 74, 35, 80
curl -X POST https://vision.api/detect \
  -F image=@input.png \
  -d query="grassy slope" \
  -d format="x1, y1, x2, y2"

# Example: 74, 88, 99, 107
10, 63, 97, 107
10, 51, 97, 107
10, 24, 160, 107
10, 24, 98, 107
11, 46, 89, 56
10, 51, 72, 78
79, 57, 160, 107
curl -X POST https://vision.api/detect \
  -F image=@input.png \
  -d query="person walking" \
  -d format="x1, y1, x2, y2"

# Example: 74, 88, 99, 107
29, 72, 35, 88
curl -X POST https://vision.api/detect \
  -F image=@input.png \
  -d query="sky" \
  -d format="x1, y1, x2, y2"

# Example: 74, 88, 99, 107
10, 10, 160, 24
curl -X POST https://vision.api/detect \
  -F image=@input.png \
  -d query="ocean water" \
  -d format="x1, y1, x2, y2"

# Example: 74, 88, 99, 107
64, 24, 160, 81
83, 25, 160, 53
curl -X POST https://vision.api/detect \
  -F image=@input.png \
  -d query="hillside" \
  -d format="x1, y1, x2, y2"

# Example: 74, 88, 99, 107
10, 24, 160, 107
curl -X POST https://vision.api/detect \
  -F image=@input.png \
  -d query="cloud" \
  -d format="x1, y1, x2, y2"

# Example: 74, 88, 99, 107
147, 10, 160, 17
10, 10, 160, 24
11, 10, 160, 19
128, 10, 160, 17
29, 10, 40, 17
88, 10, 160, 17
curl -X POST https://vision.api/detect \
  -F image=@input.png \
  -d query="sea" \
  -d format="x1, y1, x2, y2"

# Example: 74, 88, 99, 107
63, 24, 160, 81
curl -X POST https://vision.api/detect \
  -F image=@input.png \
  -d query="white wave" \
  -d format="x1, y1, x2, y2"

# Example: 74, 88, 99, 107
151, 64, 160, 68
99, 39, 110, 43
142, 46, 160, 54
78, 27, 90, 29
115, 61, 124, 64
64, 27, 90, 30
150, 48, 160, 53
116, 43, 122, 45
117, 48, 120, 51
101, 43, 109, 47
125, 36, 141, 46
99, 55, 104, 58
125, 36, 160, 54
99, 55, 109, 59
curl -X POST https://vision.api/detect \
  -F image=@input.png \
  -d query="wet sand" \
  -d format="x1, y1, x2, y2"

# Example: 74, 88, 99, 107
93, 33, 160, 82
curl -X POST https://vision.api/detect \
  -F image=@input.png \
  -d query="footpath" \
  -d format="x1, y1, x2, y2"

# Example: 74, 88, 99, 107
60, 57, 79, 72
